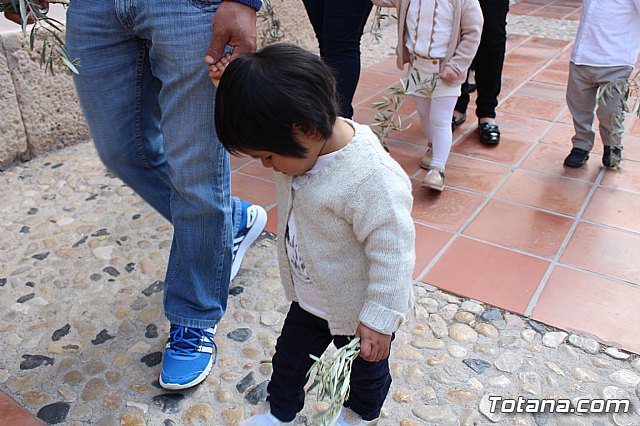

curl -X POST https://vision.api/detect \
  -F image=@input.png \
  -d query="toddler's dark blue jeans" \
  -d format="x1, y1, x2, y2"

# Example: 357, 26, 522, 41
267, 302, 393, 422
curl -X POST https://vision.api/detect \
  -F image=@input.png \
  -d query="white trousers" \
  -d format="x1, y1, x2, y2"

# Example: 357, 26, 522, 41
412, 95, 458, 170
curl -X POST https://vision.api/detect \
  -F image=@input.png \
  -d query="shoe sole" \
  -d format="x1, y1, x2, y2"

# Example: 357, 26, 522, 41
421, 182, 444, 192
159, 355, 214, 390
230, 205, 268, 280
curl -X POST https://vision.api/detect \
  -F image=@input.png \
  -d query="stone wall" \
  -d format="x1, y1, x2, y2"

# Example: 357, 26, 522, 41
0, 0, 318, 170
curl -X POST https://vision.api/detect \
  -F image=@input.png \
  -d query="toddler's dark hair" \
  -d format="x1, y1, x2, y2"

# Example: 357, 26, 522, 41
215, 43, 339, 157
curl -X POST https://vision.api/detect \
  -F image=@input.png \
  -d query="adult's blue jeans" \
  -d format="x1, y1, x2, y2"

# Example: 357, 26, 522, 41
302, 0, 373, 118
66, 0, 242, 328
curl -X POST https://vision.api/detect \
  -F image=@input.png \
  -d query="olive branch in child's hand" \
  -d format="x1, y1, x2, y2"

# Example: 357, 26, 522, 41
306, 337, 361, 426
372, 70, 439, 150
1, 0, 78, 74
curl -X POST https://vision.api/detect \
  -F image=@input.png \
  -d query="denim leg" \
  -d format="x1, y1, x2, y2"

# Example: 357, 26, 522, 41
302, 0, 373, 118
67, 0, 233, 328
268, 303, 333, 422
66, 1, 173, 220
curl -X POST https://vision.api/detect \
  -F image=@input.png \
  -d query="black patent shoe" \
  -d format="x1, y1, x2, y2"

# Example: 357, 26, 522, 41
479, 122, 500, 145
602, 145, 622, 168
563, 147, 590, 168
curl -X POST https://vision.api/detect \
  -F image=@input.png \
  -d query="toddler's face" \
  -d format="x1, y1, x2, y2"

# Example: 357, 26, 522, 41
241, 130, 326, 177
242, 149, 318, 177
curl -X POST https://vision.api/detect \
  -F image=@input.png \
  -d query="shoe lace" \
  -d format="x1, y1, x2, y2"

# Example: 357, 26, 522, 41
168, 326, 216, 356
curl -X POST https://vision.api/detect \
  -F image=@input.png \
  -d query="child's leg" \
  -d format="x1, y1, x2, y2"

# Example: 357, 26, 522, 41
412, 95, 433, 142
416, 96, 457, 170
267, 302, 333, 422
594, 66, 634, 147
566, 62, 598, 152
334, 335, 393, 421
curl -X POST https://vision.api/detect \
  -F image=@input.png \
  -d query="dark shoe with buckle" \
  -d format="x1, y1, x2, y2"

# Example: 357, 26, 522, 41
451, 112, 466, 132
479, 122, 500, 145
602, 145, 622, 168
563, 147, 590, 168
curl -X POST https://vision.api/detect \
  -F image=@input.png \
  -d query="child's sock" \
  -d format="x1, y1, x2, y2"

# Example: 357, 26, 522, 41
239, 412, 294, 426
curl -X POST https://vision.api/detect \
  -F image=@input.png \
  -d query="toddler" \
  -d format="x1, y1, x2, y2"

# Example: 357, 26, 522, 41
214, 44, 416, 426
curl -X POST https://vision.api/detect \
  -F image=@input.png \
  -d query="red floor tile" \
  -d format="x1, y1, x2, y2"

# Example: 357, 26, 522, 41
413, 223, 453, 278
353, 107, 383, 127
560, 222, 640, 284
230, 154, 252, 170
452, 132, 533, 165
541, 121, 575, 146
532, 266, 640, 354
520, 143, 601, 183
516, 81, 567, 102
498, 112, 553, 143
385, 139, 426, 177
499, 94, 564, 121
367, 57, 404, 76
0, 392, 44, 426
357, 70, 404, 90
424, 237, 549, 314
463, 199, 574, 258
353, 86, 383, 106
600, 159, 640, 193
443, 154, 511, 194
520, 37, 570, 51
410, 182, 485, 232
533, 4, 578, 19
502, 63, 542, 82
231, 174, 276, 209
622, 135, 640, 162
532, 68, 569, 86
508, 2, 544, 15
583, 187, 640, 234
500, 77, 523, 97
496, 169, 592, 216
385, 115, 428, 145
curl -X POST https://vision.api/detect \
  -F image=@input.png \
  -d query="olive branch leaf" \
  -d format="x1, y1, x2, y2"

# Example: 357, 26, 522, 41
2, 0, 78, 74
306, 337, 361, 426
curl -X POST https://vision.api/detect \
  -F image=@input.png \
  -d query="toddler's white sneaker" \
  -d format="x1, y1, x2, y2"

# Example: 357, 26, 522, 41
239, 412, 294, 426
336, 407, 379, 425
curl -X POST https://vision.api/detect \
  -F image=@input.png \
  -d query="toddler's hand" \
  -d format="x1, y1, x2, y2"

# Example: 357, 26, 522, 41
356, 322, 391, 363
208, 52, 232, 87
440, 65, 458, 84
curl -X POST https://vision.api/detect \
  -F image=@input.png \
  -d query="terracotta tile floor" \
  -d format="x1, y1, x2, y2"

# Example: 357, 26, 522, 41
234, 5, 640, 355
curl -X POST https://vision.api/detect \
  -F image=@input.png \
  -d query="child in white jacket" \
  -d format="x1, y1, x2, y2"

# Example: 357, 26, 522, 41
373, 0, 483, 191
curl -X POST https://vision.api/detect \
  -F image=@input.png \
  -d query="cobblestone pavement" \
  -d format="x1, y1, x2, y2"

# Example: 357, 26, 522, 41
2, 9, 640, 426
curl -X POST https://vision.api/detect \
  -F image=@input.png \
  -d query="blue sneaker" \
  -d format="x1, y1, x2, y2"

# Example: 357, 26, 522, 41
159, 325, 217, 390
231, 200, 267, 280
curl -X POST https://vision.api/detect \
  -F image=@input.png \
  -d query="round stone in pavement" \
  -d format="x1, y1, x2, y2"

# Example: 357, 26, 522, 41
37, 402, 71, 424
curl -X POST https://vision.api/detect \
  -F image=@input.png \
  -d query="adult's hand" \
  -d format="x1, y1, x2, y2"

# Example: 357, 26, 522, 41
3, 0, 49, 25
205, 1, 257, 83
